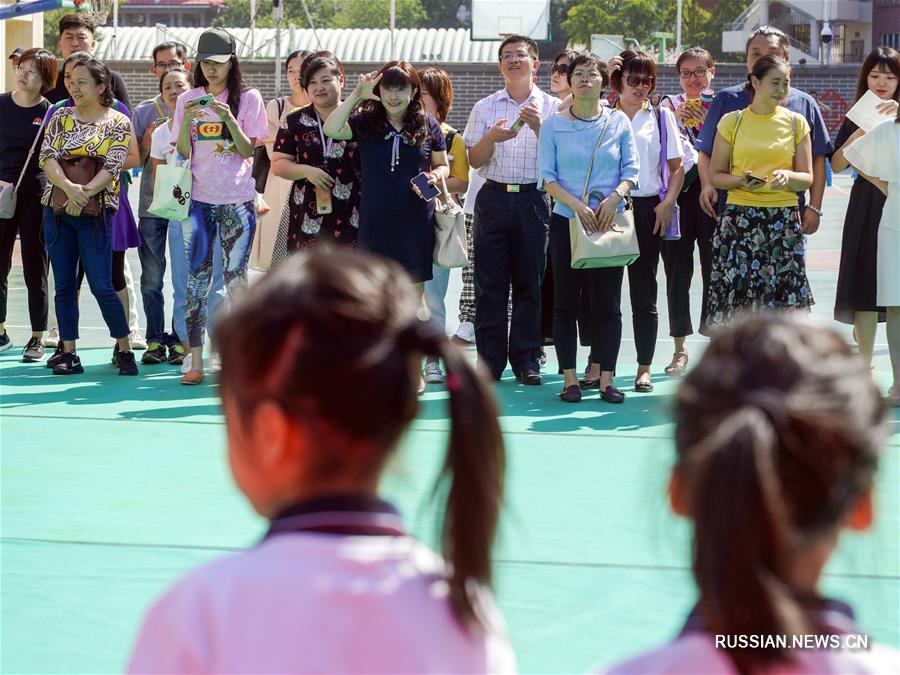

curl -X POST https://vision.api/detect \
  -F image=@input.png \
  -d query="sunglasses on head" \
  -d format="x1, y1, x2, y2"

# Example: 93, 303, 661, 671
552, 63, 569, 75
625, 74, 655, 88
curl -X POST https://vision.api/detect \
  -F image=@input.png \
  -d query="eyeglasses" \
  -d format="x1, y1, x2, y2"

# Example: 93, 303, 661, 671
625, 74, 655, 88
679, 68, 709, 79
15, 65, 38, 79
552, 64, 569, 75
500, 51, 531, 62
155, 60, 184, 69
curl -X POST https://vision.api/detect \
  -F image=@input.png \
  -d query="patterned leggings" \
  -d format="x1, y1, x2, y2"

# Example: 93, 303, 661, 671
183, 200, 256, 348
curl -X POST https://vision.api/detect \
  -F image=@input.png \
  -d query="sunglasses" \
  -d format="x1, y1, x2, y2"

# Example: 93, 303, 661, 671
552, 63, 569, 75
625, 74, 655, 88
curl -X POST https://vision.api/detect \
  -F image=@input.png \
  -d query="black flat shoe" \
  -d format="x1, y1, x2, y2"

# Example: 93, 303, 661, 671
515, 369, 542, 385
579, 377, 600, 389
559, 384, 582, 403
634, 379, 654, 393
601, 385, 625, 403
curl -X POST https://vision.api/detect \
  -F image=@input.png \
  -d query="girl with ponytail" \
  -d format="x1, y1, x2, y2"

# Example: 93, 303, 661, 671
605, 314, 897, 674
127, 248, 514, 673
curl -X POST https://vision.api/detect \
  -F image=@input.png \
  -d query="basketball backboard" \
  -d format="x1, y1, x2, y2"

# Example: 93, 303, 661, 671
471, 0, 551, 42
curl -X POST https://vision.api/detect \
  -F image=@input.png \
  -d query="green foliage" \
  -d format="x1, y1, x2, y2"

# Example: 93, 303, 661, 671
331, 0, 426, 28
213, 0, 335, 29
43, 8, 69, 56
213, 0, 429, 30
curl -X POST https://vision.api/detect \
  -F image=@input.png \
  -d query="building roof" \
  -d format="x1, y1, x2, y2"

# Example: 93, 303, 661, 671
92, 26, 503, 62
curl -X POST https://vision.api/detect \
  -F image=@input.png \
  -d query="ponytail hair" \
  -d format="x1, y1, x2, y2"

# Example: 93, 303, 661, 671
214, 249, 505, 630
675, 314, 884, 674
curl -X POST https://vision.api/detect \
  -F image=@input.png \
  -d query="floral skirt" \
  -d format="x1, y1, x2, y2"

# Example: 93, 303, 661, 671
707, 204, 813, 327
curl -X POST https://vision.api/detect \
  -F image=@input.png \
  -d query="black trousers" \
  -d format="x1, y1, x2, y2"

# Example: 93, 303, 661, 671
0, 184, 48, 331
473, 186, 549, 378
549, 213, 624, 372
540, 251, 554, 343
628, 196, 662, 366
662, 179, 716, 338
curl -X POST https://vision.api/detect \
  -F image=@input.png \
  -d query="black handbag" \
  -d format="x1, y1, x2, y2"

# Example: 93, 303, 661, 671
251, 98, 285, 193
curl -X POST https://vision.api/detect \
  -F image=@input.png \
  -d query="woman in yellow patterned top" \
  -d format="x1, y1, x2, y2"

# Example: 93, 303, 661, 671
39, 57, 139, 376
706, 55, 814, 327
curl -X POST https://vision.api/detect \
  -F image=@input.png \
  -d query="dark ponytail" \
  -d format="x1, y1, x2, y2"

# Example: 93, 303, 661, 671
214, 249, 504, 631
675, 314, 884, 674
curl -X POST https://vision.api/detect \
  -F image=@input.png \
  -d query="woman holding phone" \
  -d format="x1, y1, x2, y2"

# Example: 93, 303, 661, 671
323, 61, 449, 287
271, 52, 361, 255
706, 56, 813, 326
171, 28, 268, 385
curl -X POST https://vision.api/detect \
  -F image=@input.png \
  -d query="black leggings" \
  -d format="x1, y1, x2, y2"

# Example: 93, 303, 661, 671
0, 184, 48, 331
76, 250, 125, 292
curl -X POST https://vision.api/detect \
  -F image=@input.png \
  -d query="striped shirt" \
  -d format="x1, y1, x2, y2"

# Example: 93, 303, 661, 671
463, 86, 560, 184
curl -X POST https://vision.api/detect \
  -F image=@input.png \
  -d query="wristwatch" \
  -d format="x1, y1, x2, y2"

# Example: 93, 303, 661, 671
806, 204, 823, 217
613, 187, 627, 201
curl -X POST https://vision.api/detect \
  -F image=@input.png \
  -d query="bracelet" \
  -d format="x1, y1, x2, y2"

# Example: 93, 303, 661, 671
806, 204, 823, 217
613, 187, 627, 200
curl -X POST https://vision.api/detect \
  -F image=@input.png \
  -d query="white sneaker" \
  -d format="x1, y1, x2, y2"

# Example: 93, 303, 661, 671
44, 328, 60, 348
129, 330, 148, 350
180, 353, 193, 375
452, 321, 475, 344
208, 354, 221, 374
423, 360, 444, 384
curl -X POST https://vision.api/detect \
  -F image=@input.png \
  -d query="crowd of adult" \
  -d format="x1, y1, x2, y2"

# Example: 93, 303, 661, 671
2, 18, 900, 674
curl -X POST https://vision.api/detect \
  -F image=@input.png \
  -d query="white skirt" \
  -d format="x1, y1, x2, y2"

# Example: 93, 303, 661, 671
877, 223, 899, 307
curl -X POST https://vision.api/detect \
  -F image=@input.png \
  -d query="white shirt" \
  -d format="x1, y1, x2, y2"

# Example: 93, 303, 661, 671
601, 633, 900, 674
127, 534, 516, 674
149, 122, 182, 167
463, 85, 560, 184
624, 104, 683, 196
463, 169, 486, 216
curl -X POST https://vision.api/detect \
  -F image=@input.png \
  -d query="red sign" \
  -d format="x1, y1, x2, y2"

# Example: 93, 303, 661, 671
819, 88, 848, 134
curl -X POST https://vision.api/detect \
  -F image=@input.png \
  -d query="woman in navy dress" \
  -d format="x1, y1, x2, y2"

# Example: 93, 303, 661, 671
324, 61, 449, 284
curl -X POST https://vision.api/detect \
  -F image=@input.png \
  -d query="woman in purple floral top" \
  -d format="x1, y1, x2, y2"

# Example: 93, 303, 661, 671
272, 52, 361, 257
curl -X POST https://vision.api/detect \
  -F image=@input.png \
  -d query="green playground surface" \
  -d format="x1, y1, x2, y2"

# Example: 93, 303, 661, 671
1, 175, 898, 673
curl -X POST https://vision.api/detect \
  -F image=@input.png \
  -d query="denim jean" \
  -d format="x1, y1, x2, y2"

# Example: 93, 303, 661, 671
183, 201, 255, 348
43, 207, 129, 342
168, 219, 225, 345
424, 264, 450, 334
138, 216, 169, 341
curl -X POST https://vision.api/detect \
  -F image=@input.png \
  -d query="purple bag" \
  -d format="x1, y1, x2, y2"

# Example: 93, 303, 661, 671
656, 106, 681, 241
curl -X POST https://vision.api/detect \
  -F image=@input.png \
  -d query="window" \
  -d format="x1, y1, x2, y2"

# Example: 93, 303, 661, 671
883, 32, 900, 50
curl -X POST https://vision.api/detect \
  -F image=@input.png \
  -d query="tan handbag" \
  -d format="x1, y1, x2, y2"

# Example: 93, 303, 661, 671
433, 173, 469, 268
569, 113, 640, 269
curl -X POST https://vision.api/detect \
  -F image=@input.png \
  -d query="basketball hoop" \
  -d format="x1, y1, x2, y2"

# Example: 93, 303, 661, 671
83, 0, 115, 27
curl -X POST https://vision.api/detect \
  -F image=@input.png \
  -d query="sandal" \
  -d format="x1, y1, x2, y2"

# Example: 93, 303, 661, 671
664, 352, 689, 377
181, 370, 205, 385
634, 378, 654, 393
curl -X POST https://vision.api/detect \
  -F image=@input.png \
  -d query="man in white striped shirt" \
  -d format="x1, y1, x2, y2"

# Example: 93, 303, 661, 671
463, 35, 560, 383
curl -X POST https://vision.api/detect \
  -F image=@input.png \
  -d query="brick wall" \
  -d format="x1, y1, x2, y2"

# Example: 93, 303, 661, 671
107, 61, 862, 136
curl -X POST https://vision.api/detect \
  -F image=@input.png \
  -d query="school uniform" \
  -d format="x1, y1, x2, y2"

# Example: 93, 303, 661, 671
463, 86, 560, 380
602, 598, 900, 674
127, 495, 516, 674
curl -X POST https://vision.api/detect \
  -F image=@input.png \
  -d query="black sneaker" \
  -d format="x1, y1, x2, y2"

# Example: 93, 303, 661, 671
117, 349, 139, 376
52, 351, 84, 375
111, 343, 120, 367
0, 332, 11, 353
167, 343, 185, 365
46, 344, 66, 368
141, 340, 167, 364
22, 337, 46, 362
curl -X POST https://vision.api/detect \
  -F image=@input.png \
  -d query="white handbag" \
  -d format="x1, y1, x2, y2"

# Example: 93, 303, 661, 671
569, 113, 640, 269
433, 174, 469, 269
148, 157, 192, 221
0, 108, 47, 219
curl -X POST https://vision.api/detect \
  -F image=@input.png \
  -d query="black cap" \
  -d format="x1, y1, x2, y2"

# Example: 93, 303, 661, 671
8, 48, 24, 60
195, 28, 236, 63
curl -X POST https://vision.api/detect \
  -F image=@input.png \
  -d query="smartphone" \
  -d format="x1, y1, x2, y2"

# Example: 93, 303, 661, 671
746, 174, 768, 187
411, 172, 440, 200
187, 94, 214, 109
510, 118, 525, 132
315, 185, 333, 215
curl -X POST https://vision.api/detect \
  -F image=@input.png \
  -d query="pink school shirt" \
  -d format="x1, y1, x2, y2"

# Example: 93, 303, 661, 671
127, 534, 516, 674
170, 86, 268, 205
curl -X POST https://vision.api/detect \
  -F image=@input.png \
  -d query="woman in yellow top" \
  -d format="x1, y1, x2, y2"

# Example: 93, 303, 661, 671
419, 67, 470, 385
706, 55, 813, 326
40, 57, 139, 376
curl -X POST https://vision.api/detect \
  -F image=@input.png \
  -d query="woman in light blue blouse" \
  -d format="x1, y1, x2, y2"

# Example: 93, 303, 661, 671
538, 53, 639, 404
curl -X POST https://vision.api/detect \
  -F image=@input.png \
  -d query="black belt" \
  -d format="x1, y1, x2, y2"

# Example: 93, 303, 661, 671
484, 179, 539, 193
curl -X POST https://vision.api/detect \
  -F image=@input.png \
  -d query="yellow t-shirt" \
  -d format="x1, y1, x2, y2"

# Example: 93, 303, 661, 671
717, 106, 810, 207
441, 122, 470, 185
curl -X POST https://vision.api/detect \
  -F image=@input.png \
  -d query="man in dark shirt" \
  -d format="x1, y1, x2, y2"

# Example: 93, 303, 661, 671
46, 14, 132, 111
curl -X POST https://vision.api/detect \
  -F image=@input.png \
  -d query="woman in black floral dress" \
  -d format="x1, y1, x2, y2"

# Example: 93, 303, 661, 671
271, 52, 361, 259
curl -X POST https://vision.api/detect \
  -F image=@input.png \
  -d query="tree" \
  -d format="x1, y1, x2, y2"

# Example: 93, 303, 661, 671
213, 0, 336, 29
331, 0, 426, 29
563, 0, 674, 49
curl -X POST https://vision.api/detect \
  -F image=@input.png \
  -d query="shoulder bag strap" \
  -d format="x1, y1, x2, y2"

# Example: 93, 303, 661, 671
656, 105, 669, 186
728, 110, 746, 175
14, 99, 49, 192
277, 97, 285, 118
580, 112, 612, 201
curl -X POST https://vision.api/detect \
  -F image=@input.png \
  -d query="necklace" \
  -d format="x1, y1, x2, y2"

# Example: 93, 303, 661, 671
570, 106, 603, 122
